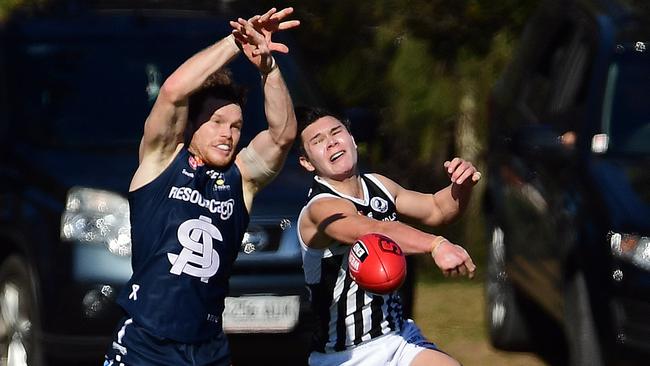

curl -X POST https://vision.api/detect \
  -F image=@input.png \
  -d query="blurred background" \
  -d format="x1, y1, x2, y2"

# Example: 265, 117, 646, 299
2, 0, 649, 365
0, 0, 552, 365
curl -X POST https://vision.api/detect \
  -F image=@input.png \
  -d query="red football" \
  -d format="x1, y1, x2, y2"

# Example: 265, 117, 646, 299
348, 233, 407, 295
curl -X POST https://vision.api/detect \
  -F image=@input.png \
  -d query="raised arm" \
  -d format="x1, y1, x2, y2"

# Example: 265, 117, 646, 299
131, 34, 241, 191
231, 8, 299, 204
300, 197, 476, 278
375, 158, 481, 227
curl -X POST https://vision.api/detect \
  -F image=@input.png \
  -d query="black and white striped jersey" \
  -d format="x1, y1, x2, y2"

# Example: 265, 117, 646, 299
298, 174, 405, 353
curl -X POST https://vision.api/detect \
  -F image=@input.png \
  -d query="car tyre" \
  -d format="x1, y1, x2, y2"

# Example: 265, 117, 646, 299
564, 270, 604, 366
485, 224, 532, 351
0, 255, 44, 366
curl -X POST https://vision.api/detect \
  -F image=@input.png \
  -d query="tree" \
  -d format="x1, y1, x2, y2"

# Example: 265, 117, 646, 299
253, 0, 539, 262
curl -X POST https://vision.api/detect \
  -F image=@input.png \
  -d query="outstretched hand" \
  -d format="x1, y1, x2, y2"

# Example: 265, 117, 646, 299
431, 238, 476, 279
230, 7, 300, 72
444, 157, 481, 186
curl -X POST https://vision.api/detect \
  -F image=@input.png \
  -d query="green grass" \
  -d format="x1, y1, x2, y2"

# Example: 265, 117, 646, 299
413, 280, 547, 366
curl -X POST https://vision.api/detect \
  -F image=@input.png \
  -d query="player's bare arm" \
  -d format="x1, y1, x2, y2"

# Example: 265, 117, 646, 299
372, 158, 480, 226
232, 8, 299, 208
301, 196, 444, 253
300, 197, 475, 277
130, 35, 241, 191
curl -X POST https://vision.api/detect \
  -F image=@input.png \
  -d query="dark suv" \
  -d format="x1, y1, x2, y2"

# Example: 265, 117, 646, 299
0, 3, 325, 365
484, 0, 650, 365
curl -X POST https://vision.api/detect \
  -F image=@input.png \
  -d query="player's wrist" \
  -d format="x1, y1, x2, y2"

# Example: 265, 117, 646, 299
260, 56, 279, 76
225, 34, 242, 54
430, 236, 449, 258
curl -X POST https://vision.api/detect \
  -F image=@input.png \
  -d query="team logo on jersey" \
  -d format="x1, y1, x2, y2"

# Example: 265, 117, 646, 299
370, 197, 388, 213
212, 172, 231, 191
206, 169, 219, 179
181, 168, 195, 178
188, 156, 199, 170
168, 187, 234, 219
168, 215, 221, 283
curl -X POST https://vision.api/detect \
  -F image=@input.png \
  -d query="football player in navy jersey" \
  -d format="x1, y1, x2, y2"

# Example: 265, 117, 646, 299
104, 8, 299, 366
296, 107, 479, 366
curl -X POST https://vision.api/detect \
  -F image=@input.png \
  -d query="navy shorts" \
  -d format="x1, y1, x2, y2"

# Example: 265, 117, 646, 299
104, 317, 231, 366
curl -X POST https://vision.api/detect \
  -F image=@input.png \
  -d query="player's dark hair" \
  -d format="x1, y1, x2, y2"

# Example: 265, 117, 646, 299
185, 69, 247, 144
295, 106, 351, 155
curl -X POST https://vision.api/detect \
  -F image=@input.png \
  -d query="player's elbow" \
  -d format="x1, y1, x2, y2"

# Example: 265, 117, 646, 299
271, 118, 297, 149
159, 77, 188, 105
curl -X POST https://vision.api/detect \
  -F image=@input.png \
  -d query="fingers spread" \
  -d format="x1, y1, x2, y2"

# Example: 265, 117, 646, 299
258, 8, 276, 23
272, 7, 294, 20
269, 42, 290, 54
278, 20, 301, 30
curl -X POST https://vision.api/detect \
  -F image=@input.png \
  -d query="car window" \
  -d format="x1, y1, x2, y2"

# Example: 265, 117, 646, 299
601, 41, 650, 155
3, 14, 318, 150
518, 17, 593, 135
546, 27, 590, 115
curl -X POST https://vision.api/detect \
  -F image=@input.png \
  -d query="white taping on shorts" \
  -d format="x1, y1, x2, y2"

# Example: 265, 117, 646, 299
240, 146, 278, 184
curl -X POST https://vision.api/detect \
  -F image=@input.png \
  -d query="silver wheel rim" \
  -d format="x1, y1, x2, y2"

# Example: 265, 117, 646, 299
0, 282, 31, 366
487, 226, 507, 329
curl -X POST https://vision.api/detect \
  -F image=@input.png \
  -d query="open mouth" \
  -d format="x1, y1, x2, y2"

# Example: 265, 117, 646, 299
216, 144, 232, 152
330, 151, 344, 162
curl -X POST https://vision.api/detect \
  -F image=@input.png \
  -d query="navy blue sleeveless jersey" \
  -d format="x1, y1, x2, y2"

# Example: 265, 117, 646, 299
117, 147, 249, 343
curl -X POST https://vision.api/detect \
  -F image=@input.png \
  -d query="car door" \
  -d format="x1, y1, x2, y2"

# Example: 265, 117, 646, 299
497, 7, 596, 320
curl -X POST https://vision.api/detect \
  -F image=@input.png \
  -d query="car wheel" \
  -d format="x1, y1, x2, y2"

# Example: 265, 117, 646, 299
485, 224, 531, 351
0, 255, 44, 366
564, 270, 604, 366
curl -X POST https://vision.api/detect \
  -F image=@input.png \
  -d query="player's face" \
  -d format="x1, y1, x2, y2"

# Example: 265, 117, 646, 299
299, 116, 358, 180
190, 103, 243, 168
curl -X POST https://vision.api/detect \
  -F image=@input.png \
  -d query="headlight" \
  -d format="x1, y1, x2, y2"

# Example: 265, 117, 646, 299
609, 231, 650, 270
60, 187, 131, 256
241, 224, 270, 254
240, 219, 294, 254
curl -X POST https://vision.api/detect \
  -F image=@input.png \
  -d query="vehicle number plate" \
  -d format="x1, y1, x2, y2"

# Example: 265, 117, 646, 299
223, 295, 300, 333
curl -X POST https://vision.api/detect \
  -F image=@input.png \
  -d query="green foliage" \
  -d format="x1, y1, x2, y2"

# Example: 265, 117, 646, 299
278, 0, 538, 164
0, 0, 22, 21
270, 0, 539, 263
383, 36, 458, 175
0, 0, 48, 21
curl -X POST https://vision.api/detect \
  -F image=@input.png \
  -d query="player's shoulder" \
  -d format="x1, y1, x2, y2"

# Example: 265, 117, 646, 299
364, 172, 391, 185
364, 173, 401, 195
130, 143, 184, 191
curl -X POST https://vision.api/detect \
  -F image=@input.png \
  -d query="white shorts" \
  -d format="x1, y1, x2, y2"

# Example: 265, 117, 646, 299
308, 319, 440, 366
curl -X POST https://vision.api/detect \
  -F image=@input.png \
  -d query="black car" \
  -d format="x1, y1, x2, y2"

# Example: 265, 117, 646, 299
484, 0, 650, 365
0, 3, 324, 365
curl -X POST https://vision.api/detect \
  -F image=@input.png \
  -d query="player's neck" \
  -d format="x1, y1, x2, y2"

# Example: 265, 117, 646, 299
320, 174, 364, 199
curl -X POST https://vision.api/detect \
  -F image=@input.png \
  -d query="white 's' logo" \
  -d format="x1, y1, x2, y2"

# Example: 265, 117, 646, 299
370, 197, 388, 213
168, 215, 221, 283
